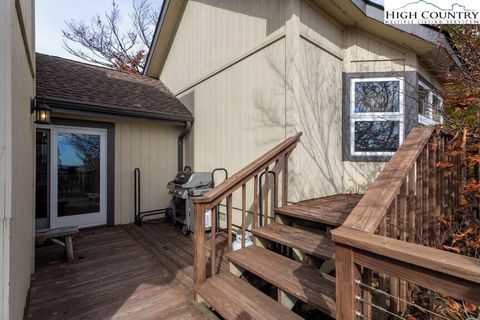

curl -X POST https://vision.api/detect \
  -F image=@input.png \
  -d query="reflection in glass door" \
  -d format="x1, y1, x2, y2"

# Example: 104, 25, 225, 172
51, 127, 107, 228
35, 129, 50, 229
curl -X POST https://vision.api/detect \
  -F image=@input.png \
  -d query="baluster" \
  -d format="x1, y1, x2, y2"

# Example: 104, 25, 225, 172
242, 183, 246, 248
210, 206, 217, 276
432, 135, 442, 248
415, 155, 423, 243
389, 198, 400, 314
362, 269, 373, 318
379, 273, 388, 319
399, 181, 407, 241
455, 145, 461, 207
193, 202, 206, 302
450, 139, 457, 209
440, 137, 450, 222
390, 197, 398, 240
449, 141, 455, 219
274, 159, 279, 209
253, 175, 258, 238
399, 181, 408, 312
428, 136, 437, 247
264, 166, 269, 226
227, 194, 232, 252
435, 135, 444, 248
378, 216, 388, 319
422, 147, 429, 245
283, 152, 290, 206
408, 167, 416, 243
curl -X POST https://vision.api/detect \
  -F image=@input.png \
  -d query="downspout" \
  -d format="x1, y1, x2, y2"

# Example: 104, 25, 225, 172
178, 121, 192, 172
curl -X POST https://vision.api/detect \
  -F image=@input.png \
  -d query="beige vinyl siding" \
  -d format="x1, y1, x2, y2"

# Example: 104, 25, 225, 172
298, 0, 343, 58
289, 37, 344, 201
344, 29, 418, 73
0, 0, 10, 315
0, 0, 35, 319
173, 37, 287, 229
115, 120, 181, 224
158, 0, 440, 204
283, 1, 345, 201
185, 38, 286, 174
161, 0, 288, 94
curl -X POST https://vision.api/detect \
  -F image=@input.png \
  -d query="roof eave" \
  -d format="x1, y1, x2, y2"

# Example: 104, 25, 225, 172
143, 0, 188, 78
43, 97, 194, 123
144, 0, 462, 78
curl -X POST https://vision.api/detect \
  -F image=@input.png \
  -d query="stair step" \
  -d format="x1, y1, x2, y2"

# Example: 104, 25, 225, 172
194, 272, 302, 320
253, 223, 335, 260
226, 246, 336, 317
275, 204, 348, 226
274, 194, 363, 226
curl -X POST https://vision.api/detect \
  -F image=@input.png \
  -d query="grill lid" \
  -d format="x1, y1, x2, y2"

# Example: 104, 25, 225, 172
168, 171, 213, 189
173, 172, 193, 185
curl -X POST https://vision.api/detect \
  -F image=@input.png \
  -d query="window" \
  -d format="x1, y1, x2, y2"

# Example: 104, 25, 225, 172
350, 78, 404, 156
418, 80, 443, 125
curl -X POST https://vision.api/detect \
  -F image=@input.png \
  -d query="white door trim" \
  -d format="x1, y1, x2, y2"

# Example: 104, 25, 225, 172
50, 126, 107, 228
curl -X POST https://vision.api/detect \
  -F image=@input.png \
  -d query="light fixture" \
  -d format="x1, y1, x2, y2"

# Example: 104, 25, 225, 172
31, 98, 52, 124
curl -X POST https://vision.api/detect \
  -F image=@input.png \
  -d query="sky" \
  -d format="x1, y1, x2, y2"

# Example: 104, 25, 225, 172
36, 0, 384, 61
35, 0, 163, 62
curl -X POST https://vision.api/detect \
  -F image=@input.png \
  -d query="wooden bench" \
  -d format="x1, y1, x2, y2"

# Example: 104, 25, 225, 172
35, 226, 79, 262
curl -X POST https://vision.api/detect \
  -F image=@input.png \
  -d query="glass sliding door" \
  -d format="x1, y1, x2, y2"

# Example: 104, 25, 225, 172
35, 129, 50, 229
51, 127, 107, 228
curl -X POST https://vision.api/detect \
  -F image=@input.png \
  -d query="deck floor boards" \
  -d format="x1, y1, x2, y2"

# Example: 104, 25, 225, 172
27, 220, 219, 320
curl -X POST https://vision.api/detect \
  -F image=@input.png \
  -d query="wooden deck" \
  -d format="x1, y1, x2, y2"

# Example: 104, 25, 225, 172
27, 220, 220, 320
26, 193, 362, 320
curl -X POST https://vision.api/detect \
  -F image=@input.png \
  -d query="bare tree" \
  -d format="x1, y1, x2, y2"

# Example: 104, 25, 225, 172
62, 0, 159, 73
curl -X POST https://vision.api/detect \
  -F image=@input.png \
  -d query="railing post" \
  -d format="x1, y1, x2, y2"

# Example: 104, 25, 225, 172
193, 202, 206, 303
335, 243, 362, 320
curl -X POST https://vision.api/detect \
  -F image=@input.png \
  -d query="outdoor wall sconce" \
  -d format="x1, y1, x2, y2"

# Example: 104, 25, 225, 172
31, 98, 52, 124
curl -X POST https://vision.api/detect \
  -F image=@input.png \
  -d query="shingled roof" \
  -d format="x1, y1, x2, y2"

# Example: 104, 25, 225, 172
36, 53, 193, 122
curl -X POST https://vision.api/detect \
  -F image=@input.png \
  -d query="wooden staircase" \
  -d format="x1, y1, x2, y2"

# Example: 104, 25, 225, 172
194, 194, 362, 319
193, 127, 480, 320
190, 133, 366, 319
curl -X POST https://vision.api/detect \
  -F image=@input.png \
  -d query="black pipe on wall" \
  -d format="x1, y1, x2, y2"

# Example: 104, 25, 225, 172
178, 121, 192, 172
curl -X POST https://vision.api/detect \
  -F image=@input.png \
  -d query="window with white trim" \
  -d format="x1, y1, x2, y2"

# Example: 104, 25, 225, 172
418, 80, 443, 125
350, 77, 404, 156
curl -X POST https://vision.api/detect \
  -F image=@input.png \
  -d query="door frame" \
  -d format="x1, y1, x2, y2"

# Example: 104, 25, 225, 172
36, 119, 115, 228
50, 125, 107, 228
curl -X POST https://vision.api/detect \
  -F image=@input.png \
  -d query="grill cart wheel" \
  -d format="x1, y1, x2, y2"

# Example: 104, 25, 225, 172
181, 225, 190, 236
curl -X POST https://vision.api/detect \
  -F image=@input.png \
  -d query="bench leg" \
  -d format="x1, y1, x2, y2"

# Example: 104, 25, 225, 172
65, 236, 74, 262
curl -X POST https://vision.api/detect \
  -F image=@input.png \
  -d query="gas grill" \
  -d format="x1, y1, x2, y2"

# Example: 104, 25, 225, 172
167, 169, 214, 235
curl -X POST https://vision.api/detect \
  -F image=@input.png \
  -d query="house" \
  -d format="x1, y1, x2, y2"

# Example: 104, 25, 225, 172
1, 2, 192, 318
2, 0, 478, 319
34, 53, 192, 229
138, 1, 479, 318
1, 1, 35, 319
144, 0, 453, 203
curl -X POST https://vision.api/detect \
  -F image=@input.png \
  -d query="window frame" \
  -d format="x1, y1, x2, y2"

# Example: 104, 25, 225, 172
350, 77, 405, 157
418, 80, 444, 125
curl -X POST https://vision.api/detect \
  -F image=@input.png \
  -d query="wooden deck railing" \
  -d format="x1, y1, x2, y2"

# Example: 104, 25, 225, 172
192, 133, 302, 300
332, 126, 480, 319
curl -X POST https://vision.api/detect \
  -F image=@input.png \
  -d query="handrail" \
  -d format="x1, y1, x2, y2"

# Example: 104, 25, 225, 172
193, 132, 303, 302
342, 126, 435, 233
332, 125, 476, 319
193, 132, 302, 207
333, 226, 480, 284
